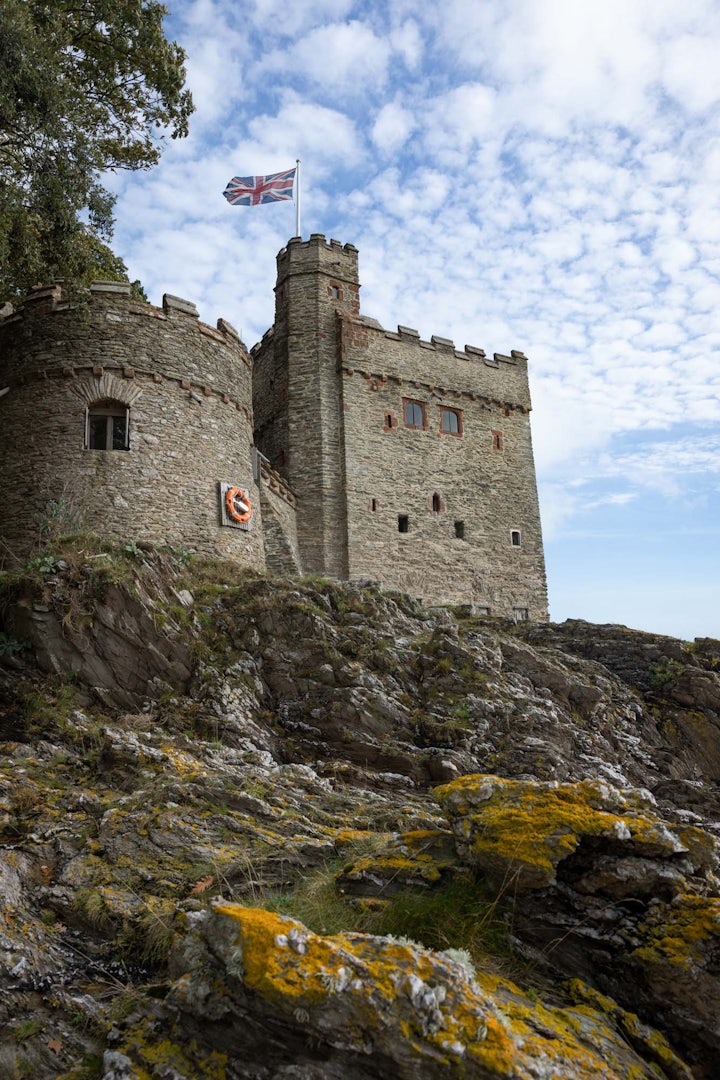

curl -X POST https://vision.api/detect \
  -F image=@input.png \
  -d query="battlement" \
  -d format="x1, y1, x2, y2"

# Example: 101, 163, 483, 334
339, 313, 532, 411
276, 233, 360, 286
0, 281, 249, 358
360, 317, 527, 367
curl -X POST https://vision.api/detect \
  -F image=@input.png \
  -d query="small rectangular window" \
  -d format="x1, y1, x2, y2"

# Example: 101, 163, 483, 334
511, 530, 521, 547
403, 399, 426, 428
440, 407, 462, 435
513, 608, 529, 622
454, 520, 465, 539
492, 430, 504, 451
86, 403, 129, 451
398, 514, 409, 533
370, 498, 378, 512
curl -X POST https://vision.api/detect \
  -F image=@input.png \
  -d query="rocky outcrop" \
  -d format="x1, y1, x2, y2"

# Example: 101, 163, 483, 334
2, 547, 193, 707
102, 902, 690, 1080
435, 774, 720, 1073
1, 548, 719, 1078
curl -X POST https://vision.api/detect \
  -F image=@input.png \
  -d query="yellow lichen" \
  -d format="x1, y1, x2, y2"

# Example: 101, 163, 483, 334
435, 774, 690, 886
633, 893, 720, 968
209, 904, 646, 1077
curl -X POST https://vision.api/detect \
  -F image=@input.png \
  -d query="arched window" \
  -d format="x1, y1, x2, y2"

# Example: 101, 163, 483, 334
403, 399, 426, 428
85, 399, 130, 451
432, 492, 442, 513
440, 407, 462, 435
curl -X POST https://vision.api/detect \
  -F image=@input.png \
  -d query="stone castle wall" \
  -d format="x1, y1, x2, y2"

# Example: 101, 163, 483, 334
1, 235, 549, 621
338, 315, 547, 617
254, 234, 548, 620
253, 235, 361, 578
0, 283, 263, 566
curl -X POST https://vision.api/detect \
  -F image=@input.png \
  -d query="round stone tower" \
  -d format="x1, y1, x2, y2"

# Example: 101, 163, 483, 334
0, 282, 264, 567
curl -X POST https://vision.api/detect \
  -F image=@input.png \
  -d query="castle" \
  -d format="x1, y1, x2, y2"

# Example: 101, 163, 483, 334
0, 234, 548, 620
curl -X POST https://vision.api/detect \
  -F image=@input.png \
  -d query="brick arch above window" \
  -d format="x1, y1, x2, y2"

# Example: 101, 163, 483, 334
70, 371, 142, 407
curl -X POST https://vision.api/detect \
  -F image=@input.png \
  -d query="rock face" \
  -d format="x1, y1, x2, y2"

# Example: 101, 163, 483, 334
112, 902, 685, 1080
435, 774, 720, 1071
0, 547, 719, 1078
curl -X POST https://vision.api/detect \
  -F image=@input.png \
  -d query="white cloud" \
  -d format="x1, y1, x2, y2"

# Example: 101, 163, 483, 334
260, 21, 391, 95
238, 95, 363, 169
389, 19, 424, 70
371, 103, 416, 156
247, 0, 355, 39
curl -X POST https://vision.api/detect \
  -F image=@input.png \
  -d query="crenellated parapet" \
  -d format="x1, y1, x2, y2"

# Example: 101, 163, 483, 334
338, 312, 532, 412
0, 281, 250, 385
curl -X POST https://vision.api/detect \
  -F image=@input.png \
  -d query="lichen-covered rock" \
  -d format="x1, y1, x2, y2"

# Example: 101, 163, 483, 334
2, 551, 720, 1077
337, 829, 460, 897
434, 774, 720, 1073
120, 902, 685, 1080
434, 773, 718, 894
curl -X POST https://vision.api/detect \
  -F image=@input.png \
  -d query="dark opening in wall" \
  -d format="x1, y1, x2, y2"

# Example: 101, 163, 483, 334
370, 498, 378, 511
492, 430, 504, 451
398, 514, 409, 533
454, 520, 465, 539
432, 493, 442, 513
511, 529, 521, 547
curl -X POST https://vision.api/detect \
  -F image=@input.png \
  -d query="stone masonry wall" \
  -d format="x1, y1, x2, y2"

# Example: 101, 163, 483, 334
0, 284, 264, 567
338, 315, 548, 619
254, 236, 360, 578
257, 459, 301, 574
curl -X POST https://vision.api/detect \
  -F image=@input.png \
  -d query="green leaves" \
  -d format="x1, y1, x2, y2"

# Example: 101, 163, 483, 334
0, 0, 194, 298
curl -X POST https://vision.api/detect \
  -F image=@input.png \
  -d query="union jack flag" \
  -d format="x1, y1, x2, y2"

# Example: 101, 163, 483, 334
223, 168, 296, 206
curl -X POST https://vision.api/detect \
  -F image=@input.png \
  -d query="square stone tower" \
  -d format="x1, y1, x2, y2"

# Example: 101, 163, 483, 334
253, 234, 548, 619
253, 234, 360, 577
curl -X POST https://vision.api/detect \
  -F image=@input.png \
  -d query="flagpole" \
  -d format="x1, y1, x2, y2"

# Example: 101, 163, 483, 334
295, 158, 301, 238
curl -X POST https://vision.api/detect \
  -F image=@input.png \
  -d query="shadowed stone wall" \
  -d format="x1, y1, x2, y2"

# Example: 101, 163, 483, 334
0, 283, 263, 566
253, 235, 360, 578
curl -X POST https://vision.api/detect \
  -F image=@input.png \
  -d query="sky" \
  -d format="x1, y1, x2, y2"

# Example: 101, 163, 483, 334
108, 0, 720, 641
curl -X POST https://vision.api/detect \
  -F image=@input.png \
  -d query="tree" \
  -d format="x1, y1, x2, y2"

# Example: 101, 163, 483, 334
0, 0, 193, 298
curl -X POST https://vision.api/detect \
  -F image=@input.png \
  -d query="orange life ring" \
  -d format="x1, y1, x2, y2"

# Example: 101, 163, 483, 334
225, 486, 252, 524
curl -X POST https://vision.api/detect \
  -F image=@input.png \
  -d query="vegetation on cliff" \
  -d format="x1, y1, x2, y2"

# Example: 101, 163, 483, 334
0, 543, 719, 1077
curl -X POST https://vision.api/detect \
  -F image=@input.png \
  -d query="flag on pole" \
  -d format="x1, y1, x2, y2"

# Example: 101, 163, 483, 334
223, 168, 296, 206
